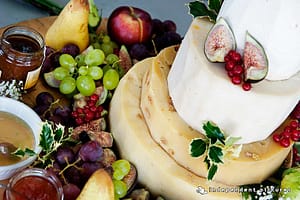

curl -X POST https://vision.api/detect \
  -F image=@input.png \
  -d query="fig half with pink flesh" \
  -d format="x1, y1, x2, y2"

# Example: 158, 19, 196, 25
243, 31, 268, 82
204, 17, 236, 62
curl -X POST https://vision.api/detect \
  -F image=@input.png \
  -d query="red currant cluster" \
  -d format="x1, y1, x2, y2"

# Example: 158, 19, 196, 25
272, 120, 300, 148
71, 94, 105, 125
224, 50, 251, 91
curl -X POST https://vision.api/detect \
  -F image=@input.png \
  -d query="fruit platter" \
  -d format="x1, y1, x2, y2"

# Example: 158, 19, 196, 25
0, 0, 300, 200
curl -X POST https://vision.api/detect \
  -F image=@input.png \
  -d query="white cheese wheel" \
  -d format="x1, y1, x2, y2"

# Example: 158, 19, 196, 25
109, 58, 241, 200
141, 46, 292, 186
218, 0, 300, 80
167, 18, 300, 144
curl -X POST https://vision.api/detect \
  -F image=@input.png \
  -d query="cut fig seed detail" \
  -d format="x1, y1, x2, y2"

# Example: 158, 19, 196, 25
243, 31, 268, 82
204, 17, 236, 62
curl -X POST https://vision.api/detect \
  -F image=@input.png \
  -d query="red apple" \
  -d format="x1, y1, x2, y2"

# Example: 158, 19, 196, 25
107, 6, 153, 45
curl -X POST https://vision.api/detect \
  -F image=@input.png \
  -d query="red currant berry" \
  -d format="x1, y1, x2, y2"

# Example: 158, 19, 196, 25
272, 134, 281, 143
231, 75, 242, 85
282, 130, 291, 139
233, 65, 244, 75
227, 50, 236, 59
289, 120, 298, 129
231, 52, 242, 63
75, 118, 84, 125
225, 60, 235, 71
280, 138, 290, 148
76, 107, 84, 114
224, 54, 231, 63
242, 82, 252, 91
90, 94, 99, 102
90, 105, 97, 112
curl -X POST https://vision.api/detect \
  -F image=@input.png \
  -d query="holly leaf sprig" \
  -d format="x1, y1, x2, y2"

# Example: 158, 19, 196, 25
190, 121, 242, 180
14, 121, 76, 168
187, 0, 224, 23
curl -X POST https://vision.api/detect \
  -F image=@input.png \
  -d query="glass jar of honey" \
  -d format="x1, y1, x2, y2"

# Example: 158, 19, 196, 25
0, 26, 45, 89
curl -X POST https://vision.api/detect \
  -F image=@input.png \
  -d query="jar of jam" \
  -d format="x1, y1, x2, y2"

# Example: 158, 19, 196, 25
0, 26, 45, 89
4, 168, 64, 200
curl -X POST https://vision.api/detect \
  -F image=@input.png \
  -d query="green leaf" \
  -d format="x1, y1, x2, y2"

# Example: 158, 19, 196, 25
54, 124, 64, 142
207, 163, 218, 180
208, 145, 223, 164
208, 0, 223, 13
190, 138, 207, 157
203, 121, 225, 144
187, 1, 217, 22
13, 148, 36, 157
39, 122, 55, 153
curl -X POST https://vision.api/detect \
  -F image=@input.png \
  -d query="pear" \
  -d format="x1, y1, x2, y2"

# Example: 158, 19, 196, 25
76, 169, 115, 200
45, 0, 90, 52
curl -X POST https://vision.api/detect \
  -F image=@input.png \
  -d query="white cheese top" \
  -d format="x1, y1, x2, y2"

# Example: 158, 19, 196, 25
218, 0, 300, 80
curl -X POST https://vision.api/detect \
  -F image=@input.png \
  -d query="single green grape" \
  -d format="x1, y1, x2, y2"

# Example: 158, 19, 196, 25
59, 54, 77, 69
89, 33, 98, 43
113, 180, 127, 199
84, 49, 105, 66
102, 35, 111, 44
53, 67, 69, 80
92, 42, 101, 49
59, 77, 76, 94
75, 54, 86, 67
105, 53, 119, 65
103, 69, 119, 90
87, 66, 103, 80
101, 43, 114, 56
78, 66, 89, 76
111, 159, 131, 180
102, 64, 112, 74
76, 75, 96, 96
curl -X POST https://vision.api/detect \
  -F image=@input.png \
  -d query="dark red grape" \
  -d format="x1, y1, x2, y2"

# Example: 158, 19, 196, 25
41, 56, 54, 74
151, 18, 164, 36
36, 92, 54, 106
65, 166, 82, 187
33, 104, 49, 117
51, 51, 62, 67
81, 162, 103, 180
129, 43, 150, 61
61, 43, 80, 57
54, 106, 71, 118
79, 140, 103, 162
55, 147, 75, 166
63, 183, 81, 200
163, 20, 177, 32
154, 31, 182, 51
45, 46, 55, 56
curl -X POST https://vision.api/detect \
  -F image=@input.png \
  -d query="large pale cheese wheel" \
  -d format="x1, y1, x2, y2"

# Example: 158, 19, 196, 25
109, 58, 241, 200
167, 18, 300, 144
141, 46, 292, 186
218, 0, 300, 80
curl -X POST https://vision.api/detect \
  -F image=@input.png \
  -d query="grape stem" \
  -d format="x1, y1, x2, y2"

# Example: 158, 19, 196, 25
58, 157, 82, 184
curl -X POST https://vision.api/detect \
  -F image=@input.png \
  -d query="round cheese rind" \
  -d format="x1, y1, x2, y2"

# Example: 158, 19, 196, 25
109, 58, 241, 200
141, 46, 292, 186
167, 18, 300, 144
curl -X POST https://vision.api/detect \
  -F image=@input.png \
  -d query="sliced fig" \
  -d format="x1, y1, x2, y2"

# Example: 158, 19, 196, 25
43, 71, 61, 88
122, 163, 138, 194
119, 45, 133, 72
243, 31, 268, 82
204, 17, 236, 62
